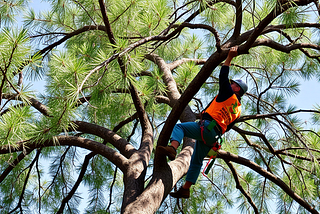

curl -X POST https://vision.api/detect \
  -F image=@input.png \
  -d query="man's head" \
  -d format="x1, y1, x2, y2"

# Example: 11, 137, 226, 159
230, 79, 248, 96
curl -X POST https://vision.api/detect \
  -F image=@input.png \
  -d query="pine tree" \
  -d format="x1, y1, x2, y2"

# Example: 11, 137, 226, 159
0, 0, 319, 213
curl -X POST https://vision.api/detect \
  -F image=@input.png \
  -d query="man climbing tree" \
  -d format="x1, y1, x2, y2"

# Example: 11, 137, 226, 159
157, 46, 248, 198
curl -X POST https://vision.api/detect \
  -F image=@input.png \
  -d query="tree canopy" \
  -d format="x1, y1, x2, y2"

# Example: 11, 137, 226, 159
0, 0, 320, 213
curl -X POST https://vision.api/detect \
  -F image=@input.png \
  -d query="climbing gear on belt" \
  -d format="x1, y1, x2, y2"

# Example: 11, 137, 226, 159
202, 148, 220, 177
202, 136, 224, 177
202, 141, 224, 177
211, 141, 221, 151
202, 152, 217, 177
199, 119, 222, 146
198, 119, 224, 177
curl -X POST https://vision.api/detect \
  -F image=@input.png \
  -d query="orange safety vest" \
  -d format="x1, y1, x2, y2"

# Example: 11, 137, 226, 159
203, 94, 241, 134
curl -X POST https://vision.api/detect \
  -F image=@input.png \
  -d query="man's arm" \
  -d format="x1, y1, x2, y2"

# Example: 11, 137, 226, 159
217, 46, 238, 101
223, 46, 241, 131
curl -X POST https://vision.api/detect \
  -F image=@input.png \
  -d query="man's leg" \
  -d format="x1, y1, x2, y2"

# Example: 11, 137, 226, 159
185, 140, 211, 184
157, 122, 202, 160
170, 140, 211, 198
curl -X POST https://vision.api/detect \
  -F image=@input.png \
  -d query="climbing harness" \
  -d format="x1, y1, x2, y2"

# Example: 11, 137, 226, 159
199, 119, 222, 146
198, 119, 224, 177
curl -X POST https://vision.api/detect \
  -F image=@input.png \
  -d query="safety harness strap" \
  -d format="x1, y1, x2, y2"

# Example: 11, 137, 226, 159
199, 119, 222, 146
199, 119, 224, 176
202, 154, 216, 177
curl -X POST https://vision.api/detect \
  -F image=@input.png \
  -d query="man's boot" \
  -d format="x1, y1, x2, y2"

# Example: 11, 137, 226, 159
170, 187, 190, 198
157, 145, 176, 161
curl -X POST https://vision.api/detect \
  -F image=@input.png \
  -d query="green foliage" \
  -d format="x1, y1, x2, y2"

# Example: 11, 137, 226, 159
0, 0, 28, 26
175, 62, 199, 91
0, 106, 35, 147
279, 5, 308, 27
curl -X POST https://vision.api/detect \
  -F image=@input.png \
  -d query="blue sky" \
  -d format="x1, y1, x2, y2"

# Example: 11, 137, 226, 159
291, 78, 319, 109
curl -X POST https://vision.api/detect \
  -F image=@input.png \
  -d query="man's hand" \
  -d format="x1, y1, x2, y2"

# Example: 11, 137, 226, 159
228, 46, 238, 58
223, 46, 238, 66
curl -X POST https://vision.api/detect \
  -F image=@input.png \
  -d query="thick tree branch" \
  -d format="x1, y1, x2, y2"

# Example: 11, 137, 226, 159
2, 93, 51, 117
124, 138, 195, 214
252, 38, 320, 53
218, 150, 319, 214
272, 27, 320, 61
28, 97, 51, 117
56, 113, 139, 212
98, 0, 116, 45
167, 58, 206, 70
121, 84, 154, 210
155, 95, 171, 106
145, 53, 196, 122
73, 121, 136, 158
237, 109, 320, 122
98, 1, 154, 175
99, 0, 152, 146
243, 0, 315, 51
145, 53, 181, 101
233, 0, 242, 39
0, 136, 129, 171
234, 22, 320, 54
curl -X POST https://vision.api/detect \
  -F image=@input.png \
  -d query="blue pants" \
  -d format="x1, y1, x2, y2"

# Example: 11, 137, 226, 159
170, 120, 220, 184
